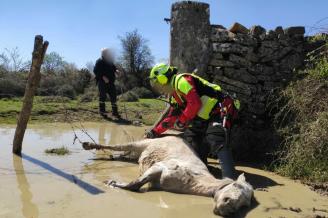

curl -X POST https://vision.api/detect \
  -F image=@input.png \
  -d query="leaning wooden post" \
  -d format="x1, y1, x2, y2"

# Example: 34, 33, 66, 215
13, 35, 48, 155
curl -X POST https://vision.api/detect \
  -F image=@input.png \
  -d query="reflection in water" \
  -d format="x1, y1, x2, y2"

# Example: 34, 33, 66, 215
21, 153, 104, 195
13, 154, 39, 218
98, 124, 108, 145
98, 122, 122, 145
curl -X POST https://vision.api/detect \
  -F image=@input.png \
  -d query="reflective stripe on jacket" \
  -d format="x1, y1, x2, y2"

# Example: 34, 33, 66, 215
172, 73, 223, 120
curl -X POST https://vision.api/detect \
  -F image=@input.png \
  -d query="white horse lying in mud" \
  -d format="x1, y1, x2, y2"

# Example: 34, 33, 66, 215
82, 136, 253, 216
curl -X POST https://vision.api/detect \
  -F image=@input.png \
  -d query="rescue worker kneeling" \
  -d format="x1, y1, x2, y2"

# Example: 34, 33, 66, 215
145, 63, 239, 179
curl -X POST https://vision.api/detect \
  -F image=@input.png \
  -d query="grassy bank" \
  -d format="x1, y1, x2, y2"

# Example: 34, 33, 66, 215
271, 53, 328, 186
0, 96, 166, 125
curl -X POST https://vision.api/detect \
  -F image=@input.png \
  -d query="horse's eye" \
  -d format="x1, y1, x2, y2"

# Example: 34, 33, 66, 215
233, 183, 243, 189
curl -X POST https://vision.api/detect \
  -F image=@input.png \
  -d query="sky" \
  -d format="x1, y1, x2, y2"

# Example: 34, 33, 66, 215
0, 0, 327, 68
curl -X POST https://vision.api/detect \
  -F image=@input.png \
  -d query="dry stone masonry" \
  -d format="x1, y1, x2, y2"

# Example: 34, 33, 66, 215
170, 1, 321, 160
209, 23, 305, 129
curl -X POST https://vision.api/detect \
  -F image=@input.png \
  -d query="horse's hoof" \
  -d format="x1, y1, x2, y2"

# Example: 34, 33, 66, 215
104, 179, 116, 187
82, 142, 92, 150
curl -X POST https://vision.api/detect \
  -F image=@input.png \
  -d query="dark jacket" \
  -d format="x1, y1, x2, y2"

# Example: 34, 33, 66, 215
93, 58, 117, 83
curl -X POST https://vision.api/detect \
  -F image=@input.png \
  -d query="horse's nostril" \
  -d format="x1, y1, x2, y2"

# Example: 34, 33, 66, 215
213, 208, 220, 215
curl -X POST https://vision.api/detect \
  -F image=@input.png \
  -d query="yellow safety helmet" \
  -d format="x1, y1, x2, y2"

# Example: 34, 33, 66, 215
149, 63, 171, 85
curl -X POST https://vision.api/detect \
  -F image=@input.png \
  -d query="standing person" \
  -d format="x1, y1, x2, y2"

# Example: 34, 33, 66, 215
93, 48, 120, 118
145, 63, 240, 179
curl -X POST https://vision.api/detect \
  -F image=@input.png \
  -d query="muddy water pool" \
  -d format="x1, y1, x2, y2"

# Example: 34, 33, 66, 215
0, 122, 327, 218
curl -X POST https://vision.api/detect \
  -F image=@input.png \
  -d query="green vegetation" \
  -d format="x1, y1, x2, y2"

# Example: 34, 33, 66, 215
0, 97, 166, 125
122, 98, 166, 125
272, 54, 328, 183
0, 29, 155, 102
0, 51, 91, 99
308, 57, 328, 79
45, 146, 70, 155
0, 30, 159, 125
308, 33, 328, 44
120, 87, 154, 102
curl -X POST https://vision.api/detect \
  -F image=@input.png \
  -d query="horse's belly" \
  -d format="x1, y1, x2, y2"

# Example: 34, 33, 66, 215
159, 164, 196, 194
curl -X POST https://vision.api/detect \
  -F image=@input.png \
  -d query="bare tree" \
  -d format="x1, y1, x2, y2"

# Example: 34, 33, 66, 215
7, 47, 24, 72
0, 47, 28, 72
119, 29, 154, 87
0, 52, 10, 70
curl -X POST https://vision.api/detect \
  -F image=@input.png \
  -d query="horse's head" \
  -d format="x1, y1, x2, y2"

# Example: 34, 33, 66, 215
213, 173, 253, 216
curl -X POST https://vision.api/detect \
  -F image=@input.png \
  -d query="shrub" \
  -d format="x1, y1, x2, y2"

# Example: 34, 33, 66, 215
275, 111, 328, 182
119, 87, 154, 102
272, 57, 328, 183
57, 84, 76, 99
0, 50, 93, 98
70, 68, 92, 94
38, 68, 92, 97
38, 74, 64, 96
79, 85, 98, 102
119, 91, 139, 102
0, 72, 26, 98
131, 87, 154, 98
308, 57, 328, 79
80, 92, 96, 102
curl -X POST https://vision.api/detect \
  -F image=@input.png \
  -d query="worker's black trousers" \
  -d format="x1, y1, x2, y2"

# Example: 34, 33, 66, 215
97, 80, 118, 115
183, 114, 226, 164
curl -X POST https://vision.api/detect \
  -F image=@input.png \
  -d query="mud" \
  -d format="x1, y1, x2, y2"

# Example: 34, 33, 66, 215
0, 122, 327, 218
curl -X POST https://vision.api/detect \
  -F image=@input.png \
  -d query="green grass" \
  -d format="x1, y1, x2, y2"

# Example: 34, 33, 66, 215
45, 146, 70, 155
119, 98, 166, 125
0, 97, 166, 125
308, 57, 328, 79
271, 55, 328, 184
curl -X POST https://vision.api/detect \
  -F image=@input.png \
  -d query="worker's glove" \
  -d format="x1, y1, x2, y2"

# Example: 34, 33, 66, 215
170, 106, 181, 116
144, 130, 157, 139
162, 122, 170, 129
174, 120, 186, 131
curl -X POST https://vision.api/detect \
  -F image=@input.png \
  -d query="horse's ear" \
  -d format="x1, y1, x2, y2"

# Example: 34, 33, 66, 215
237, 173, 246, 183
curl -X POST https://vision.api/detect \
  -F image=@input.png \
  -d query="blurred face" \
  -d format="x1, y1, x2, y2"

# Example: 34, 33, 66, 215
150, 79, 173, 95
102, 50, 113, 63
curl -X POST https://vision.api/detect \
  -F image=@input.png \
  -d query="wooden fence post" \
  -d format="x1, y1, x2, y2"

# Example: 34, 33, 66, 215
12, 35, 48, 155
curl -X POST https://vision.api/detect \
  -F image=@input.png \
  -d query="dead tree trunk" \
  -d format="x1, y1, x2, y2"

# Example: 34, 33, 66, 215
13, 35, 48, 155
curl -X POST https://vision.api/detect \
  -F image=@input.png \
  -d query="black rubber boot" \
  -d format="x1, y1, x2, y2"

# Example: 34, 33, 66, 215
217, 147, 236, 179
99, 102, 108, 117
111, 103, 121, 119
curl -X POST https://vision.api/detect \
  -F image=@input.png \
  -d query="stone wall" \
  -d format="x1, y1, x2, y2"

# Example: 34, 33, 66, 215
209, 24, 311, 160
169, 1, 320, 161
209, 24, 305, 130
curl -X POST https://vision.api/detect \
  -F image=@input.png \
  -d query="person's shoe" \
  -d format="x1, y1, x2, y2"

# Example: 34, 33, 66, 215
112, 112, 121, 119
99, 111, 108, 118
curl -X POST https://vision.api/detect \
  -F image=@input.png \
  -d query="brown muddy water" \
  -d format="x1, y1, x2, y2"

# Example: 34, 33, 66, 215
0, 122, 327, 218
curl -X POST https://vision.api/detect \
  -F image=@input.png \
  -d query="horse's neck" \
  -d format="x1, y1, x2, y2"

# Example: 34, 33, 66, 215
190, 175, 232, 197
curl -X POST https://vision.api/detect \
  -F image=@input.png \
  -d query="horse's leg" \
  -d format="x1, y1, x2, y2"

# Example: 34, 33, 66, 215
82, 139, 153, 157
106, 164, 163, 191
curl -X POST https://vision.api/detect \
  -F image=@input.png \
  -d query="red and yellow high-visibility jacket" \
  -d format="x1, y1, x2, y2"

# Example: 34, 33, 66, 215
153, 73, 224, 135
